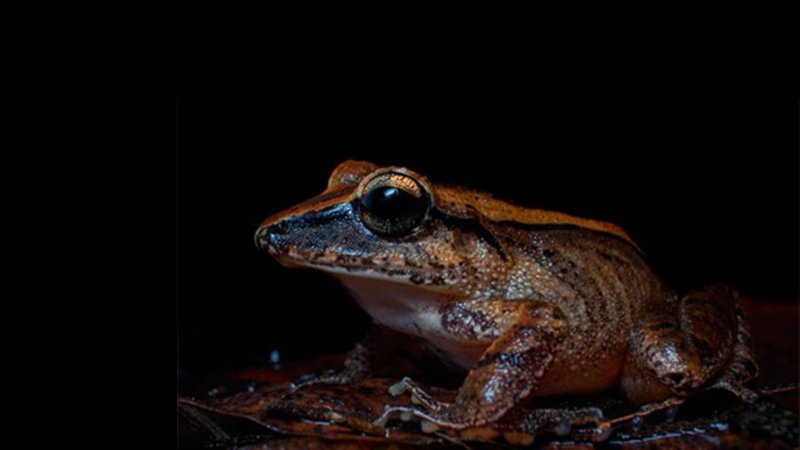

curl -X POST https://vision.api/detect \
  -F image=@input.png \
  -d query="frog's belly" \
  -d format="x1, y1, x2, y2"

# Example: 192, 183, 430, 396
425, 335, 625, 396
335, 274, 625, 396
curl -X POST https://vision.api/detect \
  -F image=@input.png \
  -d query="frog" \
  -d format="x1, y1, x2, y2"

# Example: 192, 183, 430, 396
254, 160, 759, 441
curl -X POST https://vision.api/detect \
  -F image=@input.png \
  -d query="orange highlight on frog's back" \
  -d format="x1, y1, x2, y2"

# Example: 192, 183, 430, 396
435, 186, 636, 247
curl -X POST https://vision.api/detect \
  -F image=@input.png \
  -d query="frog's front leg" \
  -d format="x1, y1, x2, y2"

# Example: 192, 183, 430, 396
377, 300, 567, 430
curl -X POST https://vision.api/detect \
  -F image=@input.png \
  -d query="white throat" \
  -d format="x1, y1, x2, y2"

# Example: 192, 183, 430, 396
334, 274, 451, 338
332, 272, 488, 369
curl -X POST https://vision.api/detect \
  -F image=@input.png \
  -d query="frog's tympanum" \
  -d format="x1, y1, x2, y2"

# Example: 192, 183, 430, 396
254, 160, 759, 440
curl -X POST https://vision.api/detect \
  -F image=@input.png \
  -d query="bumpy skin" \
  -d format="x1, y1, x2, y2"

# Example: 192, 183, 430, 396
255, 160, 758, 431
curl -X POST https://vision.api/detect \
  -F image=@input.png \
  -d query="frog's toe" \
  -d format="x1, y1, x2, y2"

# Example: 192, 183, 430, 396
387, 376, 441, 410
420, 420, 439, 433
373, 405, 416, 427
592, 425, 613, 442
709, 379, 760, 403
387, 376, 413, 397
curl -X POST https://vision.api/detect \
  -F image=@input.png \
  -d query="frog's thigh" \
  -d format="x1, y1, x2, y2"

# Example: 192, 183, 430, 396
448, 300, 568, 427
621, 285, 742, 404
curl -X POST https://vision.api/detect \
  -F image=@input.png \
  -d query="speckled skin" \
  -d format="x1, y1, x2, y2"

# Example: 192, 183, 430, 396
255, 160, 758, 434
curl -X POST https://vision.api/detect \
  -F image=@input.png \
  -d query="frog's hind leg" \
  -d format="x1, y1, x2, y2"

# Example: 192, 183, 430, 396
607, 286, 757, 436
621, 284, 751, 405
704, 297, 760, 402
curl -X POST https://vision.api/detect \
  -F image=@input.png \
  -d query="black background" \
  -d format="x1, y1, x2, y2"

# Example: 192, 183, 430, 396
177, 91, 798, 386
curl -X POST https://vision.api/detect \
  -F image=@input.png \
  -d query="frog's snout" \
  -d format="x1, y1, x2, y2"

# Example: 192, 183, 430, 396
254, 220, 290, 253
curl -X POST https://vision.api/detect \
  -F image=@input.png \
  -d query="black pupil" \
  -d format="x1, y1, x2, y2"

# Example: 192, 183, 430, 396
361, 186, 423, 220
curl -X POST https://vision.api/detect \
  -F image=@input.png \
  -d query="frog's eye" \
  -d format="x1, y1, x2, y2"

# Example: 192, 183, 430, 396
358, 172, 430, 237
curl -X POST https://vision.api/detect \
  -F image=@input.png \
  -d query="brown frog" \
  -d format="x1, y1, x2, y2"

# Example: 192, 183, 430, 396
254, 160, 759, 440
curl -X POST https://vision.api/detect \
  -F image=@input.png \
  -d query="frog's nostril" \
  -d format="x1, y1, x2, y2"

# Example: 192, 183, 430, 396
270, 221, 290, 236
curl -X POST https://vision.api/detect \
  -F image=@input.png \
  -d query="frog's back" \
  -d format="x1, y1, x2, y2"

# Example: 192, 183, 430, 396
435, 186, 637, 248
440, 186, 668, 395
499, 223, 665, 395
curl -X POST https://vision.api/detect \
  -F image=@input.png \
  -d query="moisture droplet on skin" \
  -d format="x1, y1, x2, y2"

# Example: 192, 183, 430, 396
631, 415, 644, 431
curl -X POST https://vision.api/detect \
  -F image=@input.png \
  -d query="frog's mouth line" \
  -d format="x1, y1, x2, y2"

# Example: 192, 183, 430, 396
271, 252, 460, 293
